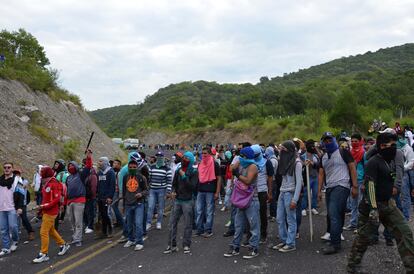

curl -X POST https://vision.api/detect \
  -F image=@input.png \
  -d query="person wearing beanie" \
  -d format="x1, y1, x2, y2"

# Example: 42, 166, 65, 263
32, 166, 70, 263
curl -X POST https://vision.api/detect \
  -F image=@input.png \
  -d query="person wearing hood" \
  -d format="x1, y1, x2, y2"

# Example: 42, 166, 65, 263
301, 140, 321, 217
251, 144, 274, 244
32, 165, 43, 205
170, 152, 183, 184
66, 151, 93, 246
111, 159, 124, 229
14, 169, 35, 241
396, 132, 414, 221
318, 132, 358, 255
146, 151, 172, 231
117, 152, 149, 244
96, 156, 116, 238
0, 162, 23, 256
195, 147, 222, 238
272, 141, 302, 253
53, 159, 68, 230
32, 166, 70, 263
83, 157, 98, 235
266, 146, 279, 222
347, 132, 414, 274
164, 152, 198, 254
223, 146, 260, 259
122, 159, 148, 251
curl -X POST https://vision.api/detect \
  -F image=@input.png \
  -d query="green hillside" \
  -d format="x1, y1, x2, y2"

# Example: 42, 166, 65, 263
90, 43, 414, 138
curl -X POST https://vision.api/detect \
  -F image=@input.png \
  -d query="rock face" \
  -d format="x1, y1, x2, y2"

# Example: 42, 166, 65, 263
0, 79, 125, 173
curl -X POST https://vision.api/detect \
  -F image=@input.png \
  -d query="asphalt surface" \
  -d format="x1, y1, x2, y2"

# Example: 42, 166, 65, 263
0, 198, 409, 274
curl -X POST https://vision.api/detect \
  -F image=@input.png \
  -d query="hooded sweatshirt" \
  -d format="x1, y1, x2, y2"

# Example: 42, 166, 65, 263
118, 152, 149, 196
97, 157, 116, 200
172, 152, 198, 201
40, 167, 63, 216
66, 157, 92, 204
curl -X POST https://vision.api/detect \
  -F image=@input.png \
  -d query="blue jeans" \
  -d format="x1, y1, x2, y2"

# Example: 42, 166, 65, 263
84, 199, 96, 230
231, 199, 260, 249
326, 186, 350, 248
277, 192, 297, 247
126, 203, 144, 244
0, 210, 19, 249
349, 183, 363, 227
112, 192, 124, 226
301, 177, 318, 210
228, 206, 237, 233
401, 172, 412, 221
196, 192, 215, 234
146, 188, 166, 225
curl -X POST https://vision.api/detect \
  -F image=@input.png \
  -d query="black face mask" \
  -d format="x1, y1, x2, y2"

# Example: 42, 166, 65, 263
379, 146, 397, 162
306, 145, 316, 154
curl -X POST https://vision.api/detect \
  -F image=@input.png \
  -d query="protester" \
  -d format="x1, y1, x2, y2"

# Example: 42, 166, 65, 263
196, 147, 222, 237
164, 152, 198, 254
273, 141, 303, 253
265, 146, 279, 222
251, 144, 273, 244
301, 140, 320, 217
32, 165, 43, 205
223, 146, 260, 259
112, 159, 124, 228
146, 151, 172, 231
53, 159, 68, 229
66, 156, 92, 247
318, 132, 358, 255
83, 159, 98, 234
0, 162, 22, 256
122, 159, 148, 251
347, 132, 414, 273
96, 157, 116, 239
32, 166, 70, 263
13, 169, 35, 241
221, 151, 234, 212
343, 133, 366, 231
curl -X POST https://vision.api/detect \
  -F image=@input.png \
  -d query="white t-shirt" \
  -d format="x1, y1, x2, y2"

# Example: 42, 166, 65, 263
406, 130, 414, 147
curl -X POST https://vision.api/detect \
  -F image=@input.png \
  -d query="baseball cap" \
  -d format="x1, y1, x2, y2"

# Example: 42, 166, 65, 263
321, 132, 335, 141
379, 128, 396, 134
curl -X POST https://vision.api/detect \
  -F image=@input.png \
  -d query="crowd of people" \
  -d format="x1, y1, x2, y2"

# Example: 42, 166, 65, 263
1, 124, 414, 273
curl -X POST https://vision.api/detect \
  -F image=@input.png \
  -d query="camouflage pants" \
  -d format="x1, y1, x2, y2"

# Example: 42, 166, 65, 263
348, 199, 414, 273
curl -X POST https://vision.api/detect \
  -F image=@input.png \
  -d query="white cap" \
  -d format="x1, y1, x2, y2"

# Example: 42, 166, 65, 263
379, 128, 396, 134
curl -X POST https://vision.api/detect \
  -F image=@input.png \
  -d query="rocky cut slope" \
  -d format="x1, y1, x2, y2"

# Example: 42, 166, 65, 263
0, 79, 125, 174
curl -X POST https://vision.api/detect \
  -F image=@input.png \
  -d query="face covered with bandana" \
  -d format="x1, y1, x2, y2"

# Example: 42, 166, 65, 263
156, 156, 165, 168
128, 161, 138, 176
322, 137, 339, 155
379, 142, 397, 162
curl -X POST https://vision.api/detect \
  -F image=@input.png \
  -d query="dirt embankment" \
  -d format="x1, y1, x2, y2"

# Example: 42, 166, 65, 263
0, 79, 125, 174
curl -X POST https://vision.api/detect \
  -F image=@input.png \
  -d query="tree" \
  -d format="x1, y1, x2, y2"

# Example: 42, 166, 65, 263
328, 90, 363, 131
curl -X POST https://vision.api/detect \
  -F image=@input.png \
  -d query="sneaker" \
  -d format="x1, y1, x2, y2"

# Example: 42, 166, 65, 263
183, 246, 191, 254
32, 253, 49, 263
272, 243, 285, 250
311, 208, 319, 215
220, 206, 226, 212
146, 223, 151, 231
156, 223, 162, 230
225, 221, 231, 227
301, 209, 307, 216
117, 235, 128, 244
218, 200, 223, 205
223, 231, 235, 237
341, 234, 345, 241
223, 247, 240, 257
279, 245, 296, 253
343, 225, 356, 231
85, 228, 94, 234
57, 243, 70, 256
321, 232, 330, 241
75, 242, 82, 247
124, 241, 135, 248
243, 248, 259, 259
163, 246, 178, 254
0, 248, 11, 256
10, 241, 18, 252
134, 244, 144, 251
202, 232, 213, 238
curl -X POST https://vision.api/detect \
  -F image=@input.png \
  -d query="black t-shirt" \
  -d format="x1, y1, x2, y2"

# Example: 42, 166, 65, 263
197, 162, 220, 193
365, 154, 394, 202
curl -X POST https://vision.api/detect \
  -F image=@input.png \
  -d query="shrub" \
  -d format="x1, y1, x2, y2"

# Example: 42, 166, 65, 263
29, 124, 54, 143
58, 140, 81, 162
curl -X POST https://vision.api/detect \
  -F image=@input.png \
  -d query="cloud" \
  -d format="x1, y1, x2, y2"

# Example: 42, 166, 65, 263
1, 0, 414, 110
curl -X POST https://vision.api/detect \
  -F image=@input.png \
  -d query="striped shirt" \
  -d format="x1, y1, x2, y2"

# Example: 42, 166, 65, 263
148, 165, 172, 192
321, 149, 353, 189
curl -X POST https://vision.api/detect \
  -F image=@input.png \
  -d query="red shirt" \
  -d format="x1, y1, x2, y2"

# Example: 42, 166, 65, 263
41, 177, 62, 216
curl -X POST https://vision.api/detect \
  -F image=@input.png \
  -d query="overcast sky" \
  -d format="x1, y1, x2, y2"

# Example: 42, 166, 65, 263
1, 0, 414, 110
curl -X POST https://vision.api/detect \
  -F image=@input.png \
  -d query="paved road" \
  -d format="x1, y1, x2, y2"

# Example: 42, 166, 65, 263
0, 201, 408, 274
